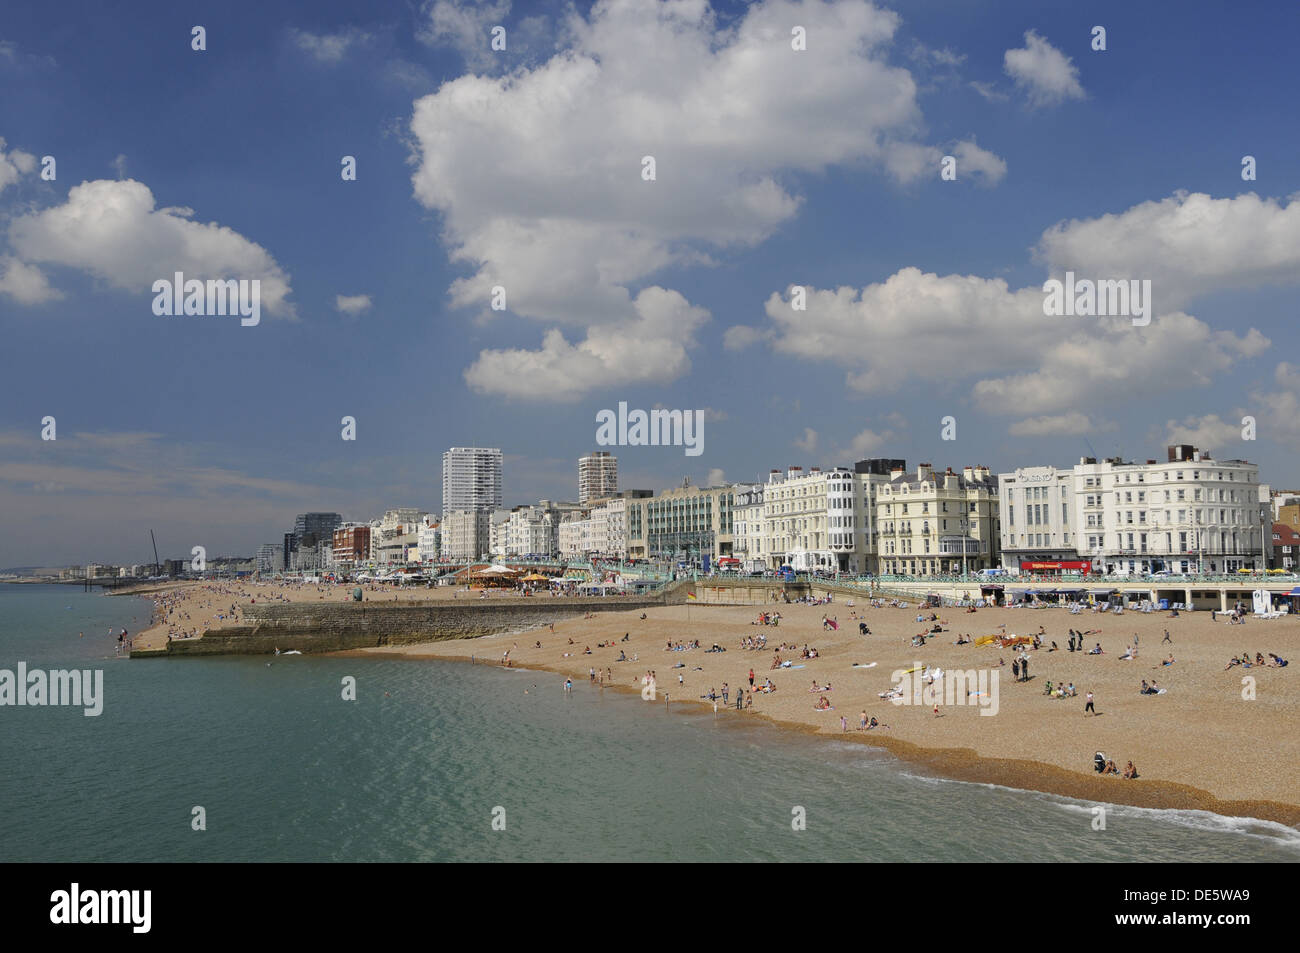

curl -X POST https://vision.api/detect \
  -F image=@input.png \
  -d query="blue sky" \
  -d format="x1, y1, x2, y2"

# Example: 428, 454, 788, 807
2, 0, 1298, 566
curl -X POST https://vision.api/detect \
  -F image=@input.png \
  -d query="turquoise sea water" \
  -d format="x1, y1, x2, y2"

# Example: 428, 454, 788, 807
1, 584, 1297, 862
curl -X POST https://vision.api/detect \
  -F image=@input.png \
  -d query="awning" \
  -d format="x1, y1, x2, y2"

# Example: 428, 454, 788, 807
1290, 587, 1300, 596
980, 584, 1004, 591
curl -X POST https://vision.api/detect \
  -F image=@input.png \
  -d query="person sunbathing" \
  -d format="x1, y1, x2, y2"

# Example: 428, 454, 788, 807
868, 716, 888, 729
1256, 653, 1266, 666
1123, 761, 1139, 780
815, 696, 832, 710
1162, 655, 1174, 666
1104, 759, 1120, 776
1089, 644, 1104, 654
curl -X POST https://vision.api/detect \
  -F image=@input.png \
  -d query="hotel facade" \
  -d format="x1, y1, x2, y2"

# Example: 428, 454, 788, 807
876, 464, 1000, 576
999, 445, 1270, 575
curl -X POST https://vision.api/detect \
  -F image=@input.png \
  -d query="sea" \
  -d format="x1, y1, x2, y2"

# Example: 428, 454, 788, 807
2, 583, 1297, 862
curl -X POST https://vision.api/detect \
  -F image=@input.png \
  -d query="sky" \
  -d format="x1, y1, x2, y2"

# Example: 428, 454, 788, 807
2, 0, 1299, 567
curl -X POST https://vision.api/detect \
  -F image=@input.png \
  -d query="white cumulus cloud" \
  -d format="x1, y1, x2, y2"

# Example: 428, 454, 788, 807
736, 192, 1282, 415
408, 0, 1007, 400
1037, 191, 1300, 312
6, 179, 294, 316
0, 137, 37, 193
1003, 30, 1084, 107
463, 286, 708, 401
0, 255, 61, 304
1162, 413, 1247, 450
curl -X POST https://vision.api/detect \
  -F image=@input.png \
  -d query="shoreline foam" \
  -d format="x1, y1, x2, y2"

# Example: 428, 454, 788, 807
330, 643, 1300, 830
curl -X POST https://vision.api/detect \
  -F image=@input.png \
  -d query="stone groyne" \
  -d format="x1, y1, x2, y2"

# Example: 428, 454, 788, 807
132, 594, 679, 658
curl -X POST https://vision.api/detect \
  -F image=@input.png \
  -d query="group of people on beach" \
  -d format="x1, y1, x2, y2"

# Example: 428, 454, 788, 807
1094, 752, 1139, 779
1224, 652, 1288, 669
1042, 680, 1077, 698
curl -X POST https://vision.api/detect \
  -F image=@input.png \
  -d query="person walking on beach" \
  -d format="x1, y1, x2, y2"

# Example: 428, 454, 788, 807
749, 668, 755, 688
564, 677, 572, 694
1085, 691, 1095, 716
1162, 629, 1172, 644
736, 689, 744, 710
1012, 658, 1020, 681
1020, 656, 1029, 682
722, 683, 729, 705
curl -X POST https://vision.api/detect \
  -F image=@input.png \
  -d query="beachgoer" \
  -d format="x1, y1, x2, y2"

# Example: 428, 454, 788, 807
1084, 691, 1095, 716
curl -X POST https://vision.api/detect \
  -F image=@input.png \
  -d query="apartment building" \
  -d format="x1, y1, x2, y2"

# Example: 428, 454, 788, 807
578, 451, 618, 505
625, 480, 734, 563
999, 446, 1269, 574
877, 463, 999, 576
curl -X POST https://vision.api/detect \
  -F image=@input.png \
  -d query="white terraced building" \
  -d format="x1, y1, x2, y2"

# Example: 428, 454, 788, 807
758, 460, 897, 573
876, 463, 1000, 576
731, 483, 766, 570
999, 445, 1270, 575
